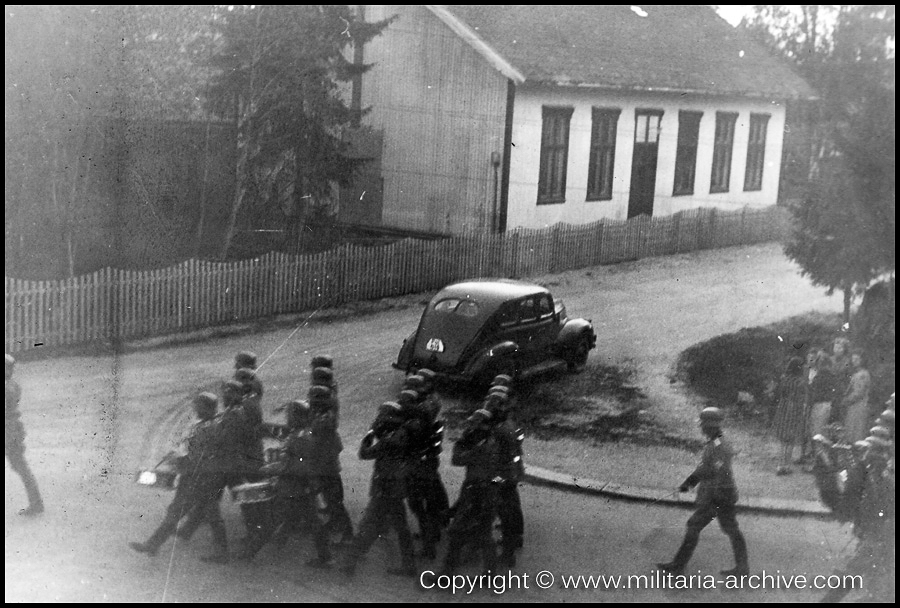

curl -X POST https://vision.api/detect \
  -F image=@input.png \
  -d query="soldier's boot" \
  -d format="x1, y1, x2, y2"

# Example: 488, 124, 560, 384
721, 532, 749, 577
129, 522, 174, 557
200, 521, 229, 564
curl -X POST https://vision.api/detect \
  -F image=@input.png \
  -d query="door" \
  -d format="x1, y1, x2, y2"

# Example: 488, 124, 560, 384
628, 110, 663, 218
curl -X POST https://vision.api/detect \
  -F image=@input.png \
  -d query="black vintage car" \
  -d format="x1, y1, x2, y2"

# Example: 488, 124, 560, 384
393, 279, 596, 385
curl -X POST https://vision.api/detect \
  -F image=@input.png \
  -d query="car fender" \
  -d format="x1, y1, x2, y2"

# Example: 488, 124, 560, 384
558, 318, 597, 349
393, 330, 417, 371
462, 340, 520, 378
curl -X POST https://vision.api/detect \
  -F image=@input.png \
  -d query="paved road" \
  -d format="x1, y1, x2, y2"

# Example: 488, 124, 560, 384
6, 244, 853, 602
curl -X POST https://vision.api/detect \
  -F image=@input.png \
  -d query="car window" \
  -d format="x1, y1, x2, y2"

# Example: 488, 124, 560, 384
434, 298, 461, 313
496, 303, 518, 327
433, 298, 479, 317
455, 300, 479, 317
536, 295, 553, 319
518, 298, 538, 323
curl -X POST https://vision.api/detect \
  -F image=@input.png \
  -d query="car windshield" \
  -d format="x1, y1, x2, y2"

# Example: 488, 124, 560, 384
433, 298, 480, 317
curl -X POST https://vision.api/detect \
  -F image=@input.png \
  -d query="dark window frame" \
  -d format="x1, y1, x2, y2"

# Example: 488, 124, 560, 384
586, 107, 621, 201
710, 111, 737, 194
672, 111, 702, 196
537, 106, 574, 205
743, 113, 770, 192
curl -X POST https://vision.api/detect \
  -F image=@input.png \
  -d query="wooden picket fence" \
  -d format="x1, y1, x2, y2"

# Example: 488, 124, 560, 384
5, 206, 790, 353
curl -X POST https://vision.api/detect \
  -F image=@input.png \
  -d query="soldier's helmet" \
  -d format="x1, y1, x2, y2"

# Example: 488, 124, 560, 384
492, 374, 514, 388
310, 355, 334, 369
311, 366, 335, 387
869, 426, 892, 441
402, 374, 426, 392
467, 408, 493, 428
234, 367, 257, 384
417, 368, 437, 390
876, 408, 895, 430
193, 392, 218, 419
398, 389, 421, 407
307, 385, 333, 410
223, 379, 245, 404
699, 407, 724, 427
378, 401, 402, 416
234, 351, 258, 369
488, 385, 511, 398
286, 399, 311, 428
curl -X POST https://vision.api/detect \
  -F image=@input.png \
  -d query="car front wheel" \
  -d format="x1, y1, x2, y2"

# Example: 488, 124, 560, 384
566, 334, 591, 372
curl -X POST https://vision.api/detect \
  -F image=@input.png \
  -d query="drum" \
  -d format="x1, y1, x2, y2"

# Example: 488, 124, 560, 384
232, 479, 277, 504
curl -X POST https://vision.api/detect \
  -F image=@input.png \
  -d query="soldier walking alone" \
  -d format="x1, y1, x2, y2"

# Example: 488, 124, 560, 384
658, 407, 749, 577
5, 354, 44, 517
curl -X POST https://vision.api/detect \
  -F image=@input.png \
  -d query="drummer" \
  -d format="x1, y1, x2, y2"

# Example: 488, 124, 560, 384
242, 400, 334, 567
129, 392, 230, 563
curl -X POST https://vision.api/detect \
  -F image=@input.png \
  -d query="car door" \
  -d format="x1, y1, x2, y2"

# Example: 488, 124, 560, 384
527, 293, 561, 359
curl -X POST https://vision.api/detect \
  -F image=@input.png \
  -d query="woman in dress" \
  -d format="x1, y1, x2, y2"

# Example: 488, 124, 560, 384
772, 356, 807, 475
842, 349, 872, 442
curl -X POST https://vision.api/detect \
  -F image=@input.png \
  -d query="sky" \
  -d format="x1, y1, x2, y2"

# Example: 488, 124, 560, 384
715, 5, 752, 27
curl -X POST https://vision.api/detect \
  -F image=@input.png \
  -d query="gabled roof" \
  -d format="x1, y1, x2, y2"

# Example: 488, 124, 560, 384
430, 5, 816, 100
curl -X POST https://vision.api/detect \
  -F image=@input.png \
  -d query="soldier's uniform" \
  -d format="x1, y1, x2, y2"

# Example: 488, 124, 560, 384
822, 418, 895, 602
658, 407, 749, 577
216, 380, 269, 547
441, 409, 502, 576
416, 369, 450, 524
130, 393, 229, 562
399, 385, 446, 560
487, 391, 526, 566
307, 385, 354, 543
242, 400, 333, 566
342, 403, 416, 577
5, 354, 44, 517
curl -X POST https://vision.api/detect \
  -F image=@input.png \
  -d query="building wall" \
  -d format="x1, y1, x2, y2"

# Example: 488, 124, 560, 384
507, 86, 786, 229
361, 5, 508, 233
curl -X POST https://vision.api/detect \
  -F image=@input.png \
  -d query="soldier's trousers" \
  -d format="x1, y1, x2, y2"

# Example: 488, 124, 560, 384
406, 467, 449, 551
497, 481, 524, 555
319, 474, 354, 540
145, 475, 227, 554
244, 492, 331, 561
671, 501, 748, 569
6, 445, 43, 509
443, 481, 498, 574
347, 479, 414, 570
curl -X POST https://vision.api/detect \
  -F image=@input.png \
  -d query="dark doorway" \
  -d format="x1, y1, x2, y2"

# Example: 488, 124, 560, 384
628, 110, 663, 218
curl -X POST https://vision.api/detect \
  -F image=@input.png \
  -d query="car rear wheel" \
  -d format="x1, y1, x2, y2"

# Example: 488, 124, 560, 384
566, 334, 591, 372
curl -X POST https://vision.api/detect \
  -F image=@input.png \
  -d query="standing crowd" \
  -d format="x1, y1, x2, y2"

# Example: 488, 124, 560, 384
771, 335, 875, 475
128, 351, 526, 578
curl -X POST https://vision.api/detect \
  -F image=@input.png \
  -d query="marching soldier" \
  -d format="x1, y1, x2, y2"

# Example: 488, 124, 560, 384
130, 393, 229, 563
439, 409, 502, 577
342, 402, 417, 577
821, 422, 894, 603
243, 400, 334, 567
5, 354, 44, 517
307, 385, 354, 545
658, 407, 749, 577
234, 351, 264, 399
399, 384, 445, 561
486, 388, 525, 567
218, 379, 269, 548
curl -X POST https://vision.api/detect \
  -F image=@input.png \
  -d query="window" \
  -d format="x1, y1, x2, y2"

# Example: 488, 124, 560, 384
536, 295, 554, 319
710, 112, 737, 193
586, 108, 620, 201
743, 113, 770, 191
537, 106, 574, 204
673, 111, 702, 196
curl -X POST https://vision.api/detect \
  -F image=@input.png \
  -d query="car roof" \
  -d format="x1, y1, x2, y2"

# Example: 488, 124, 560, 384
432, 279, 550, 310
